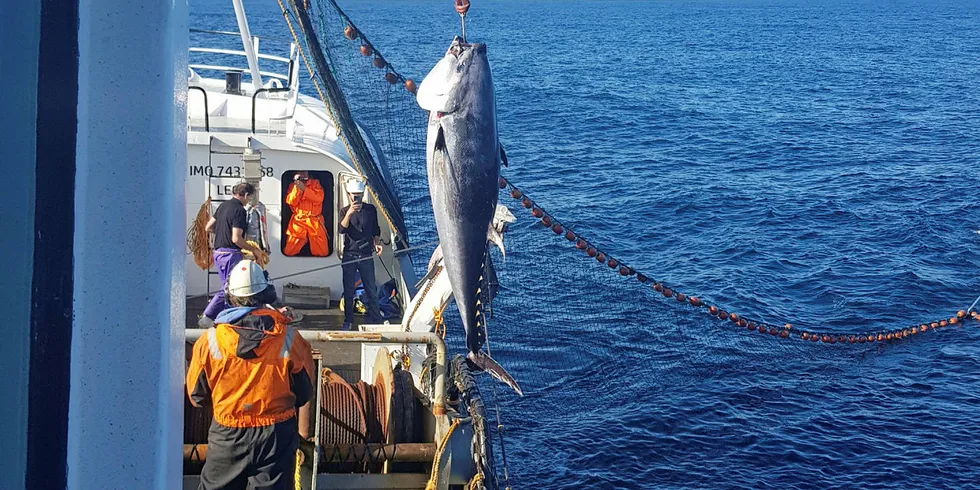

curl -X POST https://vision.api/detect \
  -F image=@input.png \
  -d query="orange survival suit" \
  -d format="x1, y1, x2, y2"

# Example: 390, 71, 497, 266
187, 307, 314, 489
284, 177, 328, 256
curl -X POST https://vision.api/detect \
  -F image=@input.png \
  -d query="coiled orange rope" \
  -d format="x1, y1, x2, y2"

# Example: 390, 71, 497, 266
187, 198, 213, 270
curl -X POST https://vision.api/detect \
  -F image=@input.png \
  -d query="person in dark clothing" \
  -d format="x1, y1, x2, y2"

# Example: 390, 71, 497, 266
187, 259, 314, 490
201, 182, 262, 325
338, 180, 383, 330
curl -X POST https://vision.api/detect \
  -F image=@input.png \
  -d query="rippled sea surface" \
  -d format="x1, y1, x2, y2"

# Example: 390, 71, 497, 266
196, 0, 980, 488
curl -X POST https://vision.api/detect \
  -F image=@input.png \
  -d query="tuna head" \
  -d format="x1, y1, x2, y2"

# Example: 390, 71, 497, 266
417, 39, 521, 396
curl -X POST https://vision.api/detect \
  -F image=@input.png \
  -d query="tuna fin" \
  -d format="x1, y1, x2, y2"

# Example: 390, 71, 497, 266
467, 351, 523, 397
434, 126, 447, 152
487, 204, 516, 259
499, 143, 509, 167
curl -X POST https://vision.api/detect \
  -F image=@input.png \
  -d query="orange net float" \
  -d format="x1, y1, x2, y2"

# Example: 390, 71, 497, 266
949, 317, 958, 325
373, 57, 387, 69
920, 324, 928, 332
729, 313, 740, 323
930, 322, 939, 329
498, 177, 508, 189
688, 296, 702, 307
531, 207, 543, 218
541, 215, 552, 226
636, 273, 649, 283
939, 320, 948, 327
810, 334, 820, 342
957, 310, 967, 318
707, 305, 716, 314
564, 230, 576, 241
867, 334, 876, 342
886, 333, 895, 341
768, 327, 778, 336
596, 252, 607, 264
620, 266, 633, 276
586, 247, 598, 258
404, 79, 417, 94
509, 188, 522, 199
344, 25, 358, 40
575, 239, 587, 250
360, 44, 373, 56
746, 322, 757, 331
717, 310, 729, 320
662, 288, 674, 298
857, 335, 866, 343
384, 72, 398, 84
607, 258, 619, 269
675, 292, 686, 302
521, 197, 533, 209
838, 335, 848, 343
551, 223, 564, 235
821, 335, 831, 343
779, 330, 790, 338
737, 319, 747, 327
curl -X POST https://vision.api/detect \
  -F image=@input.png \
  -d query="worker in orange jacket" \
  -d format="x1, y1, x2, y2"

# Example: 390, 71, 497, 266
283, 171, 328, 256
187, 259, 315, 490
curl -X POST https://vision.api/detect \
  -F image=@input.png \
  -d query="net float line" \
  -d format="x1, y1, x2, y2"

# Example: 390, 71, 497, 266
500, 176, 978, 344
330, 0, 418, 94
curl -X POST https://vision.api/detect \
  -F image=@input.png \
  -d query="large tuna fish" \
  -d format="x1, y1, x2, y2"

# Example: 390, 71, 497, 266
417, 37, 521, 396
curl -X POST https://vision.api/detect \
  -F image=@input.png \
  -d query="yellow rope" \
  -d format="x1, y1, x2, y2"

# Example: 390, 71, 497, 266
273, 0, 402, 240
424, 418, 461, 490
433, 304, 447, 339
243, 240, 270, 268
468, 472, 485, 490
294, 447, 303, 490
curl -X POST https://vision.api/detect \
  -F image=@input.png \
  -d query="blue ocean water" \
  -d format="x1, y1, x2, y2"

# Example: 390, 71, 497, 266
193, 0, 980, 488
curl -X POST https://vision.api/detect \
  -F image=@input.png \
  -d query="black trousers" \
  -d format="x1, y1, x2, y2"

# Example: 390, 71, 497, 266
341, 252, 380, 323
199, 417, 298, 490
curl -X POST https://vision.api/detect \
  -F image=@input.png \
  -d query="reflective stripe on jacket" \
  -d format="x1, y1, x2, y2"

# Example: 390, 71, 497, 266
186, 308, 314, 428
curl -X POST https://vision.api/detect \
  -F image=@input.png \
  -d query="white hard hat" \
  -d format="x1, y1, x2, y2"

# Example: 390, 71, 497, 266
227, 259, 268, 297
345, 180, 365, 194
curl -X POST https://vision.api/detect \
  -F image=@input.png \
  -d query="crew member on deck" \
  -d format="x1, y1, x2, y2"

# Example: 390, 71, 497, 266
187, 259, 314, 490
283, 171, 328, 256
202, 182, 262, 326
339, 180, 383, 330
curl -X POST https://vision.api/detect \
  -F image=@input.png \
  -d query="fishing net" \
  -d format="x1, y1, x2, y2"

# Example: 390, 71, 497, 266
277, 1, 980, 487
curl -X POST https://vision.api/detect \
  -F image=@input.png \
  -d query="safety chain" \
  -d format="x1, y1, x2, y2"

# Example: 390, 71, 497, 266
329, 0, 419, 94
500, 176, 979, 344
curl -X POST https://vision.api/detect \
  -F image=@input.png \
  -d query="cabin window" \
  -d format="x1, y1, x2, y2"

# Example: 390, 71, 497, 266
281, 170, 334, 257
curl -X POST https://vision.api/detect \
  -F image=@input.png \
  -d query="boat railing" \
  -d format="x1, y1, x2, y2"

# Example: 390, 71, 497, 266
188, 28, 301, 133
189, 28, 298, 90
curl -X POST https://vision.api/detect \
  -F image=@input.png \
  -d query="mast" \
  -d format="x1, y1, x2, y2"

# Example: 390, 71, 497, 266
232, 0, 263, 91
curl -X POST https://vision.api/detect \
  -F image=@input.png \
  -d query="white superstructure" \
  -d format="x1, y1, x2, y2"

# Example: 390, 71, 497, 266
185, 23, 408, 306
